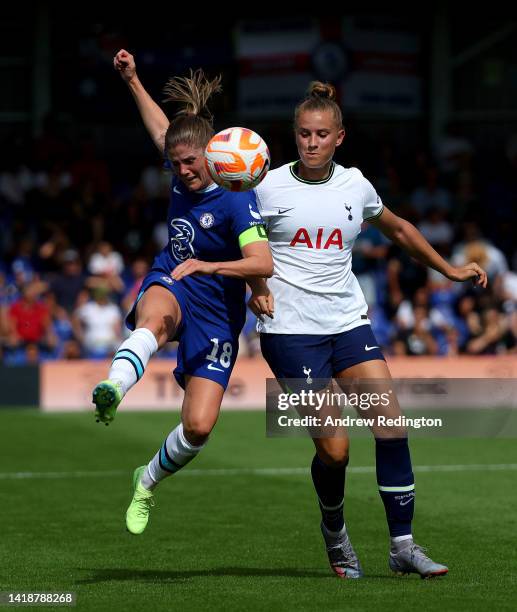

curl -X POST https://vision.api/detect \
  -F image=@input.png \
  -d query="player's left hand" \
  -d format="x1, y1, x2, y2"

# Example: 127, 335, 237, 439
446, 262, 488, 288
171, 259, 217, 280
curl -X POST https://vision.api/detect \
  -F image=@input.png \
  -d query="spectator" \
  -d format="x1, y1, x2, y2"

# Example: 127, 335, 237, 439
38, 227, 74, 273
453, 295, 479, 351
393, 305, 439, 356
451, 222, 508, 285
87, 241, 125, 294
410, 166, 452, 217
465, 307, 508, 355
396, 286, 453, 355
386, 246, 428, 314
49, 249, 88, 314
88, 241, 124, 276
352, 224, 389, 308
121, 258, 150, 314
0, 270, 12, 358
139, 161, 170, 201
11, 237, 36, 285
417, 208, 453, 251
73, 286, 122, 358
45, 291, 82, 360
452, 241, 507, 298
7, 281, 57, 360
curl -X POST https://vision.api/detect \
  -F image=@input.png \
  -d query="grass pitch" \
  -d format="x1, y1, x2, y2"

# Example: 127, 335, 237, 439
1, 409, 516, 611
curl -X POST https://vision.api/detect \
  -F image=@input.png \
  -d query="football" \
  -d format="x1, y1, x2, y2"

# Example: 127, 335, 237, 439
205, 127, 270, 192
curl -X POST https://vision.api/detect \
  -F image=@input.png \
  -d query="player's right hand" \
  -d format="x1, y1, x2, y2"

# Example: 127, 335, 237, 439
113, 49, 136, 82
248, 290, 274, 320
446, 262, 488, 288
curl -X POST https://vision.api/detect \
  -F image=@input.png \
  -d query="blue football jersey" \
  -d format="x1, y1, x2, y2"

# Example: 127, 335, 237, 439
151, 177, 264, 323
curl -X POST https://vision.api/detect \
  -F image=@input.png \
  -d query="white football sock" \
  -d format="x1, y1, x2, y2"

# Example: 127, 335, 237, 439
391, 534, 413, 543
391, 534, 413, 552
142, 423, 205, 490
109, 328, 158, 394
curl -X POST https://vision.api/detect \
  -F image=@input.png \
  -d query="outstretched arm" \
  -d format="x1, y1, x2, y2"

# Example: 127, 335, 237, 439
113, 49, 169, 152
371, 206, 488, 288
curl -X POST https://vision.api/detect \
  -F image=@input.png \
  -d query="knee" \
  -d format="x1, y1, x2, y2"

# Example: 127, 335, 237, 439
318, 448, 349, 469
183, 419, 213, 446
135, 316, 167, 346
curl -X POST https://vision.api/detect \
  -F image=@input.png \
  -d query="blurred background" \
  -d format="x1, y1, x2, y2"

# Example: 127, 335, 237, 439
1, 6, 516, 380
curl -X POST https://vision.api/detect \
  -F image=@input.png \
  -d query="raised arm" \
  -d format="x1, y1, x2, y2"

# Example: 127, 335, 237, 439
113, 49, 169, 152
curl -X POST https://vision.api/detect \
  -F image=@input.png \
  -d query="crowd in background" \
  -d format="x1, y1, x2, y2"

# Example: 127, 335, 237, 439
1, 116, 516, 365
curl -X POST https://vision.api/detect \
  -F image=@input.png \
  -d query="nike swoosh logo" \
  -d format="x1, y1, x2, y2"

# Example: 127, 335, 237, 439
399, 498, 414, 506
207, 363, 224, 372
277, 207, 294, 215
248, 204, 262, 220
364, 345, 380, 351
173, 185, 181, 195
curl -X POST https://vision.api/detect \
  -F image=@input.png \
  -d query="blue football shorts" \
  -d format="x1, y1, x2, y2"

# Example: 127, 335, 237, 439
126, 270, 242, 390
260, 323, 385, 392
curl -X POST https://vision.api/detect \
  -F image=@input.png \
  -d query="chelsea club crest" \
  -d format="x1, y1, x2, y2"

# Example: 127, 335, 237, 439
199, 212, 215, 229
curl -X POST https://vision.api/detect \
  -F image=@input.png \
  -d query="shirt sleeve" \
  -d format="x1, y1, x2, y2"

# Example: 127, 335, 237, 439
361, 175, 384, 221
228, 191, 267, 244
253, 184, 267, 223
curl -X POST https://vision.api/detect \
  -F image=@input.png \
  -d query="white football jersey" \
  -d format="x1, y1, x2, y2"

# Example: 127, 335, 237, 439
254, 161, 384, 334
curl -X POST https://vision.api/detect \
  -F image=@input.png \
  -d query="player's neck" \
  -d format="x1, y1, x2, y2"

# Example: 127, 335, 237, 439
297, 161, 333, 182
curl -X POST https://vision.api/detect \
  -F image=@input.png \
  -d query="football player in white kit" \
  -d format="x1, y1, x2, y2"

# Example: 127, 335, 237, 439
249, 82, 487, 579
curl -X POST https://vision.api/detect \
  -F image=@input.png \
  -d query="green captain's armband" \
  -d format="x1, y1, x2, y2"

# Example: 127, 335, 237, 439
238, 225, 268, 248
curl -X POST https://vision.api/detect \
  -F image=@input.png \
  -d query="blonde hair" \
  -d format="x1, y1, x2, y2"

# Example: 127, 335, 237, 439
163, 69, 222, 150
294, 81, 343, 129
464, 241, 488, 269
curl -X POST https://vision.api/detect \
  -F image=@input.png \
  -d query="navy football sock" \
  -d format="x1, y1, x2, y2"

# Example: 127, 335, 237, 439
311, 454, 346, 533
376, 438, 414, 537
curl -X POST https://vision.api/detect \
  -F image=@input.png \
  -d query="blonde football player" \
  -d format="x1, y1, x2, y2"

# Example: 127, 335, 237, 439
249, 82, 487, 579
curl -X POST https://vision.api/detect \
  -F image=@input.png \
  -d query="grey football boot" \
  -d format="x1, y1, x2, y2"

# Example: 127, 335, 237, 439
389, 541, 448, 578
321, 523, 364, 579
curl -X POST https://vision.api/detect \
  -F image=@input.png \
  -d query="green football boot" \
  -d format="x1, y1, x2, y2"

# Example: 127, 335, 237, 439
92, 379, 124, 425
126, 465, 154, 535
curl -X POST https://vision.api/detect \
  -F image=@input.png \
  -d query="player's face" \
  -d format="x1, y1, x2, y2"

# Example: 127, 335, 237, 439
295, 110, 345, 170
168, 144, 212, 191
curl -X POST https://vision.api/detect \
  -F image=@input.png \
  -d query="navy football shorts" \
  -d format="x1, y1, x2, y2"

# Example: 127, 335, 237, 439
260, 324, 385, 392
126, 270, 242, 390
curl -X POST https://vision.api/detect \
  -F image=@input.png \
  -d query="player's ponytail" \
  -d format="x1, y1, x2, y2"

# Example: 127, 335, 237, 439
163, 69, 222, 150
294, 80, 343, 129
